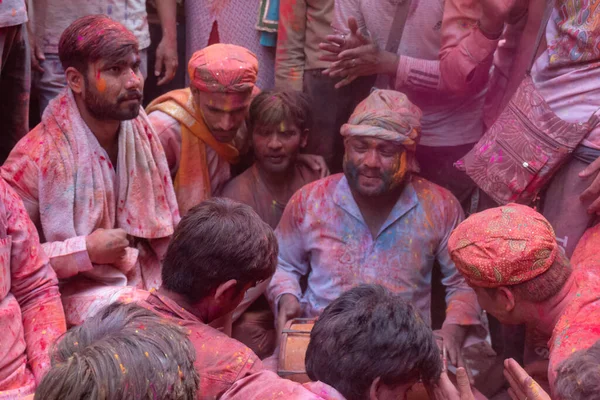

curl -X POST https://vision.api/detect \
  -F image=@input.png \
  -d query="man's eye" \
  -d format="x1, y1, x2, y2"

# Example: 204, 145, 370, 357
109, 66, 121, 73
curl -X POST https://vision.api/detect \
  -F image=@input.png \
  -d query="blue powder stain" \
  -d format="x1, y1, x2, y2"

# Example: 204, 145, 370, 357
107, 5, 112, 15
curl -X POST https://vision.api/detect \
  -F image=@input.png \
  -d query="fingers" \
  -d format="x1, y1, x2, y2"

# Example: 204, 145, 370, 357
579, 156, 600, 178
154, 50, 165, 81
504, 361, 528, 400
348, 17, 359, 35
334, 74, 358, 89
157, 58, 178, 86
455, 368, 474, 400
323, 34, 347, 47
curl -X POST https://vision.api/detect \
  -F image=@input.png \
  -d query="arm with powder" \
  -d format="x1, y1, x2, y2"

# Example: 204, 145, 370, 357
275, 0, 308, 90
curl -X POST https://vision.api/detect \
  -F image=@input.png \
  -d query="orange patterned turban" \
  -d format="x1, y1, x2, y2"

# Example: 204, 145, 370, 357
341, 89, 422, 152
448, 204, 558, 288
188, 44, 258, 93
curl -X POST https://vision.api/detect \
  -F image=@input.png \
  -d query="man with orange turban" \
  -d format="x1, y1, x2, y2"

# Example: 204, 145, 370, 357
268, 89, 487, 375
147, 44, 259, 217
448, 203, 600, 397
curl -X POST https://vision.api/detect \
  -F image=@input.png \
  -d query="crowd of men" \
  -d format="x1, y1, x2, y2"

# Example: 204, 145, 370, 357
0, 0, 599, 399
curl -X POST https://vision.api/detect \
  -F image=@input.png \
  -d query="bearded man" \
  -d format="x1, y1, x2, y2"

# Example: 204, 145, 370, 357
267, 89, 485, 371
1, 15, 180, 326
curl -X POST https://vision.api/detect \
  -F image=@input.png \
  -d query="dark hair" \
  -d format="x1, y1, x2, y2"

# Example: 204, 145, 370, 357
305, 284, 442, 400
58, 15, 138, 74
35, 303, 199, 400
162, 198, 278, 302
247, 90, 312, 133
486, 252, 572, 303
555, 340, 600, 400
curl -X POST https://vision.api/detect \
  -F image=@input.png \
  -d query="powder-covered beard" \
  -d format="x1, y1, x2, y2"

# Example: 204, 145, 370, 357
83, 79, 141, 121
343, 155, 409, 197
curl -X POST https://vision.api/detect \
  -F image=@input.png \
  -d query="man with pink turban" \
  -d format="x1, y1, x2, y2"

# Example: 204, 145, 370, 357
268, 89, 486, 373
448, 203, 600, 397
147, 44, 259, 217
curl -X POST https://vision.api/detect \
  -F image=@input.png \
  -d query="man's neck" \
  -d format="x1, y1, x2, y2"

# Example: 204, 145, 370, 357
156, 287, 215, 324
74, 95, 120, 155
350, 184, 404, 238
255, 163, 296, 195
524, 274, 578, 337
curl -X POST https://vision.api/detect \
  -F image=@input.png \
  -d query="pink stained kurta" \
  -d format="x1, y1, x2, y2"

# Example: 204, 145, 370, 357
0, 179, 66, 399
140, 293, 264, 400
1, 90, 179, 327
267, 174, 484, 332
547, 225, 600, 393
221, 370, 345, 400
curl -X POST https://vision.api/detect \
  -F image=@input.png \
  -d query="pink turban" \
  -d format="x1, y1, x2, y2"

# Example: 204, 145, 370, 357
448, 204, 558, 288
341, 89, 422, 152
188, 44, 259, 93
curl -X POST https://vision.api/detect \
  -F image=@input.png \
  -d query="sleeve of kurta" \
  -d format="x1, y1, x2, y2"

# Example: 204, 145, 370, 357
6, 182, 66, 383
1, 151, 94, 279
436, 197, 483, 328
275, 0, 308, 90
266, 191, 309, 313
437, 0, 499, 95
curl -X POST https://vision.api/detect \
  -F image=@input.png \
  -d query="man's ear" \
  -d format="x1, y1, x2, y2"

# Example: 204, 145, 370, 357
368, 377, 382, 400
300, 128, 309, 148
65, 66, 85, 95
214, 279, 239, 304
497, 286, 517, 313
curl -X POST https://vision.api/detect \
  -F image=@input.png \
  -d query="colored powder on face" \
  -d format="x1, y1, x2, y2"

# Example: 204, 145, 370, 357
96, 70, 107, 93
279, 121, 286, 132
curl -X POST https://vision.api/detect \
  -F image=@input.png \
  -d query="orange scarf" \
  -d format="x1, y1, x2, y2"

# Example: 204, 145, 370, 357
146, 89, 239, 215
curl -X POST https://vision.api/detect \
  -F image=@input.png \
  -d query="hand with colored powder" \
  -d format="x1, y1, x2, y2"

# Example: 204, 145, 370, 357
428, 368, 476, 400
504, 358, 551, 400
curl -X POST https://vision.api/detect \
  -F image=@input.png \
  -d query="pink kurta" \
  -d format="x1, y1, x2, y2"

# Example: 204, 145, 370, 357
0, 179, 65, 398
548, 225, 600, 393
141, 293, 263, 400
221, 370, 345, 399
1, 91, 179, 326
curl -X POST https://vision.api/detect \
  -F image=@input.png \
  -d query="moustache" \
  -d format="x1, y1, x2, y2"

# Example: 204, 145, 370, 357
118, 92, 143, 102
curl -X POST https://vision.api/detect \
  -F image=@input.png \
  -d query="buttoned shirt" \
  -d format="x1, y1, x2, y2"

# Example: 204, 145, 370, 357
267, 174, 483, 329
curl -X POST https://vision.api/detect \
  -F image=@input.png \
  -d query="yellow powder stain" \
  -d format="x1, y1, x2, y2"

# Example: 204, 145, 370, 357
42, 330, 47, 335
119, 363, 127, 374
96, 77, 107, 93
145, 352, 149, 357
279, 121, 286, 132
114, 354, 120, 361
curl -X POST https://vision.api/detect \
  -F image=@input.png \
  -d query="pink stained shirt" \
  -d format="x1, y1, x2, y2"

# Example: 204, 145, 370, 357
0, 179, 66, 398
267, 174, 484, 332
332, 0, 499, 147
221, 370, 346, 400
141, 293, 264, 400
547, 224, 600, 393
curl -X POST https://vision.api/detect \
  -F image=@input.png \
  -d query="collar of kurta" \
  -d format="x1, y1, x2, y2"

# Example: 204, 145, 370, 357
147, 293, 206, 325
332, 175, 418, 237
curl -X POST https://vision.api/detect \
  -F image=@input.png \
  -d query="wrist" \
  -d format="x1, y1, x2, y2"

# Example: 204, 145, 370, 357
380, 51, 400, 76
160, 31, 177, 43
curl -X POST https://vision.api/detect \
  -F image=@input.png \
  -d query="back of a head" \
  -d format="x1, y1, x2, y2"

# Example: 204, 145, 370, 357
161, 198, 278, 303
248, 90, 312, 133
35, 303, 199, 400
448, 203, 572, 302
305, 284, 442, 400
58, 14, 138, 74
555, 340, 600, 400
